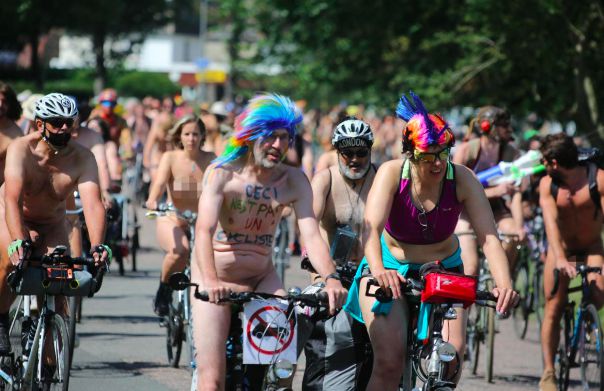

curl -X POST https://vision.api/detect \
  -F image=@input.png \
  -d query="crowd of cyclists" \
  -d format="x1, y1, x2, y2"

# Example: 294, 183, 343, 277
0, 80, 602, 391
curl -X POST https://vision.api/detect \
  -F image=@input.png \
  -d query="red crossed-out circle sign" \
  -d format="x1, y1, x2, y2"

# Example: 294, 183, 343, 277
246, 305, 295, 355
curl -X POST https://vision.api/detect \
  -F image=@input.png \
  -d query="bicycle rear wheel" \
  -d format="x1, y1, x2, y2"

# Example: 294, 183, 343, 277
485, 279, 495, 383
555, 308, 572, 391
166, 292, 184, 368
580, 304, 603, 390
512, 264, 530, 339
35, 314, 70, 391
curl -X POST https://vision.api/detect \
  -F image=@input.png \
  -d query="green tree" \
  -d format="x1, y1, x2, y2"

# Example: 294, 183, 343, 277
252, 0, 604, 145
64, 0, 170, 94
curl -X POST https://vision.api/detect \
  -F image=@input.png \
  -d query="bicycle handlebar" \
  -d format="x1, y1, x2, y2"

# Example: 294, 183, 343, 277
144, 203, 197, 224
550, 265, 602, 298
194, 289, 329, 307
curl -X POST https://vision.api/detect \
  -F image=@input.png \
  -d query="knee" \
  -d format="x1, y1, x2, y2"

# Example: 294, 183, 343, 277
165, 250, 188, 264
372, 345, 405, 377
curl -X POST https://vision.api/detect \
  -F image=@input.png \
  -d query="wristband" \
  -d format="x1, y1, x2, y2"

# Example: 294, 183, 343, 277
8, 239, 23, 258
8, 239, 31, 258
324, 272, 341, 283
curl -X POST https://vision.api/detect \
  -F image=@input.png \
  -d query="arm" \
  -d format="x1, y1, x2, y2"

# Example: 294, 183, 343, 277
301, 140, 314, 181
457, 165, 518, 312
88, 136, 112, 204
145, 152, 172, 210
539, 175, 575, 277
77, 152, 107, 264
142, 127, 159, 168
292, 169, 347, 313
194, 166, 229, 302
105, 141, 122, 181
362, 160, 406, 297
4, 142, 29, 244
509, 189, 525, 239
309, 169, 331, 281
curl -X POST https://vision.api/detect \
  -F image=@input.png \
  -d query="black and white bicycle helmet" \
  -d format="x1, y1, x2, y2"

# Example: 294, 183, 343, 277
35, 93, 78, 120
332, 118, 374, 149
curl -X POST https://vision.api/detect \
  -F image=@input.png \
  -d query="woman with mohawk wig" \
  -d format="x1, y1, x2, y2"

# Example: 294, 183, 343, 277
192, 93, 347, 390
343, 92, 518, 389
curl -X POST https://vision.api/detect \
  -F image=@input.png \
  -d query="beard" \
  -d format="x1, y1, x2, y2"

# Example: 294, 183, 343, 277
253, 141, 283, 169
338, 159, 370, 180
549, 169, 565, 184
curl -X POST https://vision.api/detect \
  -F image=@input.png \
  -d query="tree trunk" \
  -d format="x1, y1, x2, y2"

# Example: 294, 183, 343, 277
29, 32, 43, 90
93, 30, 107, 95
572, 36, 604, 149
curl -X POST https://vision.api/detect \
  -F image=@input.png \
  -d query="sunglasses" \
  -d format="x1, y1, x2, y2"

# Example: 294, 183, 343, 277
101, 100, 117, 108
417, 210, 433, 241
339, 148, 370, 159
413, 148, 450, 163
45, 118, 74, 129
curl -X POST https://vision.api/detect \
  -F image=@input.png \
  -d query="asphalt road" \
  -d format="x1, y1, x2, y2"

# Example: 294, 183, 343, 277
69, 208, 588, 390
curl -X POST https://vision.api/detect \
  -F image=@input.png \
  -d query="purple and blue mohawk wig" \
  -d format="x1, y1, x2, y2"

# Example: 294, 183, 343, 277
213, 93, 303, 167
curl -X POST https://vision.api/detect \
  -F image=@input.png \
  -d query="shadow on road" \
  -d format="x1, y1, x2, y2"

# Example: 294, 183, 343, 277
71, 361, 167, 378
82, 314, 159, 324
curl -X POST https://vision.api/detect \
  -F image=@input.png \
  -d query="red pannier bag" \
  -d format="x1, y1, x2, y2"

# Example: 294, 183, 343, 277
420, 272, 477, 308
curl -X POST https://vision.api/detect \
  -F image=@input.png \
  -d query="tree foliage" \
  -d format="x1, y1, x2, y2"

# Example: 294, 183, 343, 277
249, 0, 604, 144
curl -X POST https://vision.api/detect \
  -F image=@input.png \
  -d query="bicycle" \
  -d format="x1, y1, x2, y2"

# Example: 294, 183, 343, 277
0, 246, 106, 391
169, 272, 328, 391
512, 213, 546, 340
145, 203, 196, 370
366, 261, 498, 391
551, 263, 603, 391
107, 193, 140, 275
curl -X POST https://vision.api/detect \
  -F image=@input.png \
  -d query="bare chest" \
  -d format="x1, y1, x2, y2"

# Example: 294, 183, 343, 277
25, 165, 76, 202
222, 181, 288, 235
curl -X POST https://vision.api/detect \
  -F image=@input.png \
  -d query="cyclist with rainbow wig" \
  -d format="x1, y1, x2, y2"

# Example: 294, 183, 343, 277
343, 92, 518, 390
193, 93, 347, 390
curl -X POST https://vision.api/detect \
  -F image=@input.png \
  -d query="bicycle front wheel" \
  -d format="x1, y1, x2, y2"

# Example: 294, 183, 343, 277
465, 304, 480, 375
166, 292, 184, 368
512, 264, 530, 339
580, 304, 603, 390
555, 308, 572, 391
35, 314, 70, 391
485, 279, 495, 383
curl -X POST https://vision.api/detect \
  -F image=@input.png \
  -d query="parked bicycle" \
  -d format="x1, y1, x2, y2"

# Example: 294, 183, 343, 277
366, 261, 498, 391
552, 263, 603, 391
145, 203, 196, 370
169, 272, 328, 391
0, 246, 106, 391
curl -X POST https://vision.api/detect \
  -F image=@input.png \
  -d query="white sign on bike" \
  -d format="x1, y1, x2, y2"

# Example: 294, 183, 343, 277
242, 299, 297, 364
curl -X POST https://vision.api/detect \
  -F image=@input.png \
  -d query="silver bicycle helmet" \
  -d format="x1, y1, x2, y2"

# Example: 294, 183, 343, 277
332, 118, 373, 148
35, 93, 78, 120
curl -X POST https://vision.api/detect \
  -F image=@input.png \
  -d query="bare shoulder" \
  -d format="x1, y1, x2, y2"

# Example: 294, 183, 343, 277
316, 150, 337, 170
8, 133, 35, 154
311, 166, 331, 191
453, 162, 476, 183
597, 168, 604, 195
377, 158, 404, 177
72, 141, 96, 163
204, 162, 235, 189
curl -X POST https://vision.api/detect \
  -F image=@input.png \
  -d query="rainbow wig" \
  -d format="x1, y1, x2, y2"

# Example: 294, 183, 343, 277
396, 91, 454, 153
213, 93, 303, 167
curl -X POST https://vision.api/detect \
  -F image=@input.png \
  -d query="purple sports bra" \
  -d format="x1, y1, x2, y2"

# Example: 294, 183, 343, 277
384, 160, 463, 245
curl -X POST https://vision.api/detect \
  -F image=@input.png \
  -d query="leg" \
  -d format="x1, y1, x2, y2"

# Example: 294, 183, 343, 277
586, 253, 604, 309
496, 216, 520, 274
455, 217, 479, 276
192, 299, 232, 391
156, 217, 190, 283
358, 277, 408, 391
154, 217, 189, 316
541, 250, 569, 372
441, 308, 467, 382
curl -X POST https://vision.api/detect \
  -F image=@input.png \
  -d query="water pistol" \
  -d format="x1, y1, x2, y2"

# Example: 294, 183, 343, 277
476, 150, 544, 187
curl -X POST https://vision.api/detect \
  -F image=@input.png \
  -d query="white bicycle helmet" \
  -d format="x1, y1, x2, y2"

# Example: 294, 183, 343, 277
332, 118, 373, 148
35, 93, 78, 120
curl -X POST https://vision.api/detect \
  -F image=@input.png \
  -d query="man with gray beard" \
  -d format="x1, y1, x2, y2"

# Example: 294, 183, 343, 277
302, 118, 377, 390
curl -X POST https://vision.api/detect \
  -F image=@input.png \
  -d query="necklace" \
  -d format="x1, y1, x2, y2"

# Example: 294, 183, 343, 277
411, 165, 444, 241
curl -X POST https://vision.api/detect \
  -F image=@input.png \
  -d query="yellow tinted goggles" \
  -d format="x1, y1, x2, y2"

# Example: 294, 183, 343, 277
413, 148, 450, 163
